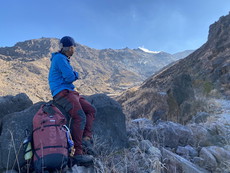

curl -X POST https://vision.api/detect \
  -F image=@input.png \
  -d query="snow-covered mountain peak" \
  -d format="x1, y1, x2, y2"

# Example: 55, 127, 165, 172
138, 47, 161, 54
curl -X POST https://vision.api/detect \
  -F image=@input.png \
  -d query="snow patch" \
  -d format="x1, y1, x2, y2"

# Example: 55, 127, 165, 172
138, 47, 161, 54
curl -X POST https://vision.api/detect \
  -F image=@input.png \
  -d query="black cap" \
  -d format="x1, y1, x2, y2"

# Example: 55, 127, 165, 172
60, 36, 76, 47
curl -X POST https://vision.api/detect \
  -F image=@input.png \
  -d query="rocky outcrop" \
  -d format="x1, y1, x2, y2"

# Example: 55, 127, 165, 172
0, 94, 127, 171
140, 12, 230, 93
166, 73, 195, 123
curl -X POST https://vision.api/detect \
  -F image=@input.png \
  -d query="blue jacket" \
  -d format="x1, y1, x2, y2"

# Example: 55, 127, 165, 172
48, 52, 79, 97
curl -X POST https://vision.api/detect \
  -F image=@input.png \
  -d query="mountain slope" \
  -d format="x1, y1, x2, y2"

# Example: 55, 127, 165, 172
118, 12, 230, 123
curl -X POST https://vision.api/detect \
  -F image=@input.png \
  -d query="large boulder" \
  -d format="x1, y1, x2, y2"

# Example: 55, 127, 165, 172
128, 119, 194, 148
188, 122, 228, 147
0, 93, 127, 170
199, 147, 218, 172
162, 148, 209, 173
84, 94, 128, 150
199, 146, 230, 172
0, 102, 45, 171
176, 145, 198, 160
0, 93, 33, 121
166, 73, 196, 124
55, 94, 128, 151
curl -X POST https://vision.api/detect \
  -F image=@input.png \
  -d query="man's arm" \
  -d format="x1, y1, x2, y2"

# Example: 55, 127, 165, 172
56, 56, 79, 83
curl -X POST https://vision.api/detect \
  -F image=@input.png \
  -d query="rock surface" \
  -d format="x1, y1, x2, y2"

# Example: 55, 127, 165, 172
0, 93, 127, 171
130, 119, 194, 148
162, 148, 209, 173
86, 94, 128, 151
0, 93, 33, 121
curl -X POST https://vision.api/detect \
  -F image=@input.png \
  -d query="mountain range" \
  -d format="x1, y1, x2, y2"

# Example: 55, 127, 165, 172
0, 39, 193, 102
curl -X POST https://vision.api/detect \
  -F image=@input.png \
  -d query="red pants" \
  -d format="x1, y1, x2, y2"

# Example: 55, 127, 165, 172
54, 90, 96, 155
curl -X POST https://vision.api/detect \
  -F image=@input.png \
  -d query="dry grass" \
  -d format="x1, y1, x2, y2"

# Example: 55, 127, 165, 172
92, 133, 163, 173
5, 130, 23, 173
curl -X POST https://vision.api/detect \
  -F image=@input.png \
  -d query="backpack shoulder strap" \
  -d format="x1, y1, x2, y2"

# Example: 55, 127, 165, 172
42, 103, 55, 115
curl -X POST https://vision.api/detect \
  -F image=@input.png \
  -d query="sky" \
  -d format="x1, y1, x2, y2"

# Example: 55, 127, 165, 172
0, 0, 230, 54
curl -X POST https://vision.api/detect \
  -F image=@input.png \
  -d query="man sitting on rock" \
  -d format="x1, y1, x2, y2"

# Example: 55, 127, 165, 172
48, 36, 96, 165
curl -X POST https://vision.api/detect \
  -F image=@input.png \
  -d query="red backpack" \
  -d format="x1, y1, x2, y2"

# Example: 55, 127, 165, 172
33, 104, 69, 172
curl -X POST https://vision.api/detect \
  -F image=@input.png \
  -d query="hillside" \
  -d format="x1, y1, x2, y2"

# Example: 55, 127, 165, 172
118, 12, 230, 123
0, 39, 191, 103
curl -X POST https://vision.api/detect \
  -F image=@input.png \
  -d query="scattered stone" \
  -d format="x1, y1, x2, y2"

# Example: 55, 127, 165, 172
140, 140, 153, 152
131, 118, 153, 129
192, 157, 204, 167
192, 112, 210, 124
206, 146, 230, 164
147, 146, 162, 158
176, 146, 190, 159
141, 121, 194, 148
224, 145, 230, 151
162, 148, 209, 173
185, 145, 198, 158
67, 165, 94, 173
199, 147, 218, 171
188, 123, 227, 147
176, 145, 198, 160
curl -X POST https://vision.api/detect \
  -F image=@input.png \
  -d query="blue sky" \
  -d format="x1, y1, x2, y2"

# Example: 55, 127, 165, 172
0, 0, 230, 54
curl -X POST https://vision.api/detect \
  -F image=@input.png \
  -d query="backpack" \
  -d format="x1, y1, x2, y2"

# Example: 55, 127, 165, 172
32, 104, 69, 172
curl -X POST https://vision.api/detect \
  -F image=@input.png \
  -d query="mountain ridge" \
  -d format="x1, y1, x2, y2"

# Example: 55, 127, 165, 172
0, 38, 192, 102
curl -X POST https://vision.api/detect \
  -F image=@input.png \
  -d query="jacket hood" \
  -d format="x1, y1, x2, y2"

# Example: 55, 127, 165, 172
50, 52, 70, 62
50, 52, 57, 61
51, 52, 62, 61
